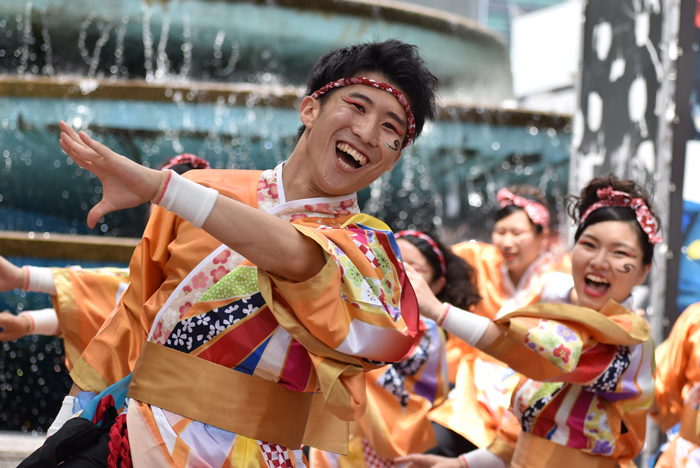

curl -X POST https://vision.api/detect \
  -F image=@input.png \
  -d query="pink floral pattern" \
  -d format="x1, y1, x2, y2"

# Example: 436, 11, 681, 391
192, 272, 208, 289
213, 250, 231, 264
211, 266, 229, 283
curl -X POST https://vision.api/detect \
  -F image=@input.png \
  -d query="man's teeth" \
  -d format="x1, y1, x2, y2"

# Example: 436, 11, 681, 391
337, 158, 354, 170
586, 274, 609, 284
337, 142, 368, 166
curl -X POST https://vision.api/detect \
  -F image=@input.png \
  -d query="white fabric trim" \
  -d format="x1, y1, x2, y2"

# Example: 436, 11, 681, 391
158, 171, 219, 229
147, 245, 228, 341
26, 266, 57, 295
275, 163, 287, 204
335, 318, 415, 361
462, 448, 507, 468
254, 326, 293, 382
266, 163, 357, 217
23, 308, 60, 335
47, 395, 77, 436
440, 305, 491, 347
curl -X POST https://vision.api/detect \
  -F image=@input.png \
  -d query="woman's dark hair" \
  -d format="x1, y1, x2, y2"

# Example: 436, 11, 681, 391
494, 185, 549, 234
298, 39, 439, 142
400, 232, 481, 310
162, 163, 199, 175
567, 174, 659, 265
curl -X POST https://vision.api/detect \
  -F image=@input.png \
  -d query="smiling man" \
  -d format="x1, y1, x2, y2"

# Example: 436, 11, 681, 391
25, 40, 438, 468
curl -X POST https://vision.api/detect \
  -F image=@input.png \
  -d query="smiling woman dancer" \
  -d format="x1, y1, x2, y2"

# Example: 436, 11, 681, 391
21, 40, 437, 468
429, 186, 573, 459
310, 230, 480, 468
398, 174, 658, 468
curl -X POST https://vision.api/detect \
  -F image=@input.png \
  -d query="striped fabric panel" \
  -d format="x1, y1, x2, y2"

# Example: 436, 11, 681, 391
196, 306, 278, 368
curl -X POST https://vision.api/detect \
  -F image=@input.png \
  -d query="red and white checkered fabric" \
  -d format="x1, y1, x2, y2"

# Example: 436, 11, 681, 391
361, 439, 394, 468
258, 441, 293, 468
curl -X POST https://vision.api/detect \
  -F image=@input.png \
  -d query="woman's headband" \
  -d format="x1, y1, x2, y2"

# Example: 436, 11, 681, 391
396, 230, 446, 278
162, 154, 211, 170
580, 187, 663, 245
497, 188, 550, 228
310, 77, 415, 149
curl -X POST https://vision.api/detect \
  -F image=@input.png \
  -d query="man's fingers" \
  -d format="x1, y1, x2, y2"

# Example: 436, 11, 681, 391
58, 121, 84, 145
78, 131, 113, 159
395, 455, 423, 464
87, 203, 110, 230
59, 138, 90, 168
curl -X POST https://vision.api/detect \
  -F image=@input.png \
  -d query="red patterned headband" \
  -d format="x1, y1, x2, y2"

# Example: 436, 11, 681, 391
396, 230, 446, 278
580, 187, 663, 245
497, 188, 550, 228
162, 154, 211, 170
310, 77, 415, 149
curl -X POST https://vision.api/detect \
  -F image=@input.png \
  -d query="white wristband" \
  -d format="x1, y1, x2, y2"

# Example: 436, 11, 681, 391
47, 395, 78, 437
22, 308, 60, 335
461, 448, 507, 468
26, 266, 57, 295
156, 170, 219, 229
441, 305, 491, 347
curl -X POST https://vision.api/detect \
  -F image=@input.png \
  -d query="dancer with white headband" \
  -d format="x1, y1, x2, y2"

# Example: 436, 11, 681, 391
310, 231, 481, 468
20, 40, 438, 468
0, 154, 210, 355
428, 186, 573, 460
398, 174, 657, 468
0, 154, 210, 437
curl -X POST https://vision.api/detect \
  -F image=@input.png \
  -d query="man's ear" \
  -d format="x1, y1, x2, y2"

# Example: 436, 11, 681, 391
299, 96, 318, 130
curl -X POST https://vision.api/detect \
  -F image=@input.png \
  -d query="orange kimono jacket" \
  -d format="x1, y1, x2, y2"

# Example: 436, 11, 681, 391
71, 166, 419, 468
50, 267, 129, 369
485, 301, 654, 468
653, 302, 700, 468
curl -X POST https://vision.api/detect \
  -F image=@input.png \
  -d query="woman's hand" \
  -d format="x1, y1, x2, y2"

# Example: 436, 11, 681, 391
58, 121, 164, 228
0, 256, 24, 292
395, 454, 465, 468
405, 263, 444, 321
0, 312, 31, 340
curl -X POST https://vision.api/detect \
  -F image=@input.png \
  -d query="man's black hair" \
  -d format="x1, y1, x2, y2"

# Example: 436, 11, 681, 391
297, 39, 438, 142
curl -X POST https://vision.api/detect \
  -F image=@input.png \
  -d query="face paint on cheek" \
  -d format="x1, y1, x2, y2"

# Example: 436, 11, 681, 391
385, 140, 400, 151
615, 264, 635, 273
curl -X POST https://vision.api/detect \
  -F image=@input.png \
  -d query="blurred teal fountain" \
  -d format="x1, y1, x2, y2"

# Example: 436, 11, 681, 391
0, 0, 571, 433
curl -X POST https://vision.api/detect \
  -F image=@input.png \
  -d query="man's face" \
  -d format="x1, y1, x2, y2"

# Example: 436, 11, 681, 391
299, 72, 409, 197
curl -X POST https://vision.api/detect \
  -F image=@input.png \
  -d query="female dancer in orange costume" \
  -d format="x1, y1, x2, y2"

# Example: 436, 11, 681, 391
400, 175, 658, 468
429, 186, 573, 459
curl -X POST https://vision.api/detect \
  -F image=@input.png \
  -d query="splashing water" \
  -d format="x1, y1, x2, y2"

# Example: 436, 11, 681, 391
141, 1, 154, 82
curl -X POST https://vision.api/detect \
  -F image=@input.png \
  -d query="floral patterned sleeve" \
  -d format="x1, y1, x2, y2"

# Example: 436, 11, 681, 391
483, 303, 652, 390
521, 317, 653, 400
260, 214, 420, 364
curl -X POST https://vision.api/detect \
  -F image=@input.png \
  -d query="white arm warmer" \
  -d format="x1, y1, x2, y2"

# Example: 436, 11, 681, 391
461, 448, 507, 468
440, 305, 492, 347
540, 272, 574, 304
47, 395, 77, 437
21, 308, 60, 336
25, 266, 57, 295
156, 171, 219, 229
